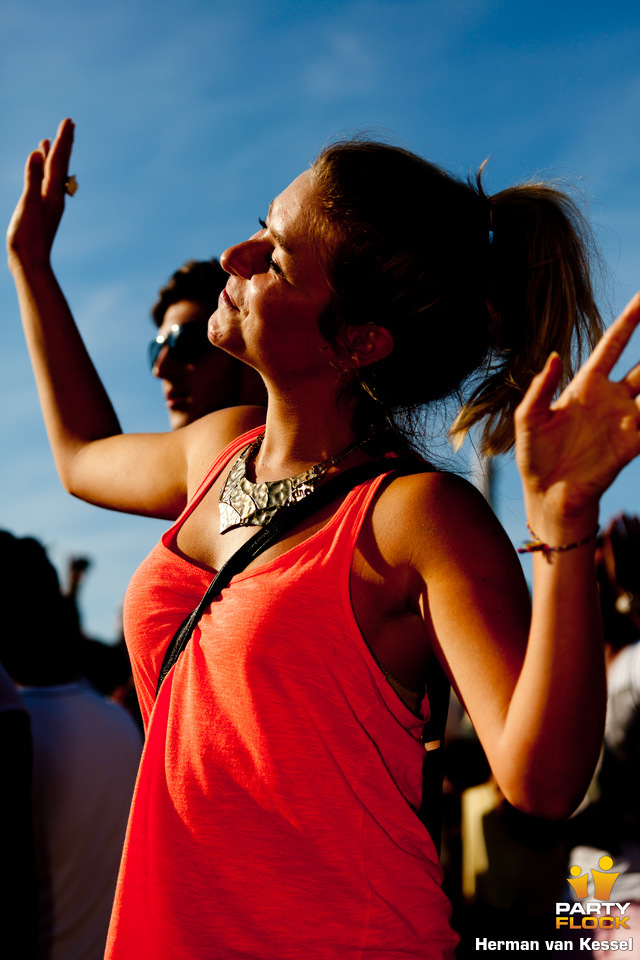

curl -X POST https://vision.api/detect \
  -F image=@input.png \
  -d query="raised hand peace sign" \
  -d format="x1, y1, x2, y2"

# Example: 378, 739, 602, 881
515, 293, 640, 536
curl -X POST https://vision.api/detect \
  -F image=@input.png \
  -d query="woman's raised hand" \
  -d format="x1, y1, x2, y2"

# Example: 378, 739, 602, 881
515, 293, 640, 537
7, 118, 75, 272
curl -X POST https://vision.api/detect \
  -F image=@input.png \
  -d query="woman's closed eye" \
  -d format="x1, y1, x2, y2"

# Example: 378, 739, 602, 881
258, 218, 284, 276
265, 253, 284, 275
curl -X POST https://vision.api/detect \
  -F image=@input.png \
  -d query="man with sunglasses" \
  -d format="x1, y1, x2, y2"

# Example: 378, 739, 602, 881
149, 258, 265, 430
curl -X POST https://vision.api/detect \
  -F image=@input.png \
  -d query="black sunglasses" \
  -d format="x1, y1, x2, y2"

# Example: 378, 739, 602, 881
148, 321, 212, 370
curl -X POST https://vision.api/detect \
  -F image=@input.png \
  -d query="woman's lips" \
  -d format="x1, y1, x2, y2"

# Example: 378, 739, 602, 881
221, 287, 238, 310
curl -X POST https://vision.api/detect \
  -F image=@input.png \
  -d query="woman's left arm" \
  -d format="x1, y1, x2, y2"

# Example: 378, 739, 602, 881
513, 292, 640, 814
419, 294, 640, 819
516, 292, 640, 556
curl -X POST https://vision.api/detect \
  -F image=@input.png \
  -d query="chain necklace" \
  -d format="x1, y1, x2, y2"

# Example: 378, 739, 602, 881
218, 433, 366, 533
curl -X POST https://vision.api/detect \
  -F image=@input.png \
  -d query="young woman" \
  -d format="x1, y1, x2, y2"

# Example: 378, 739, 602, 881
8, 118, 640, 959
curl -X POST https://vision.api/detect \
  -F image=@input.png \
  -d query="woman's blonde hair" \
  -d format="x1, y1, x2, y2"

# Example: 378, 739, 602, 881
312, 139, 603, 455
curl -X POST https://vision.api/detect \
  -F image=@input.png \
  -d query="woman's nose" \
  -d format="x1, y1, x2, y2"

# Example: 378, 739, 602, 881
220, 235, 265, 279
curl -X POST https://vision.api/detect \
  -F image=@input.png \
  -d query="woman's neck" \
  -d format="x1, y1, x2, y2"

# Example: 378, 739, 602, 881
253, 387, 362, 482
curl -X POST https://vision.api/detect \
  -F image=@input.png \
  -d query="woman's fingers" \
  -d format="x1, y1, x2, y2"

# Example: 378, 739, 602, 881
623, 359, 640, 397
515, 351, 563, 425
42, 120, 74, 198
25, 149, 45, 196
586, 292, 640, 378
7, 121, 75, 267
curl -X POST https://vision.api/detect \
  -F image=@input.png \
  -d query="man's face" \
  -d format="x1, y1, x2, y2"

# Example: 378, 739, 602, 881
150, 300, 240, 429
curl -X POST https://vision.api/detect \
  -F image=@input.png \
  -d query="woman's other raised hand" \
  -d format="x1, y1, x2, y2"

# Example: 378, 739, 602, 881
515, 293, 640, 542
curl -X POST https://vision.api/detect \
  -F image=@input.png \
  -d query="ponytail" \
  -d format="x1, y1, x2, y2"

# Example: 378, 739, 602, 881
451, 175, 604, 455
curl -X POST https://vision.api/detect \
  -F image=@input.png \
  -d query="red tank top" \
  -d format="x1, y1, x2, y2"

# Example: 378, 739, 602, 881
106, 427, 457, 959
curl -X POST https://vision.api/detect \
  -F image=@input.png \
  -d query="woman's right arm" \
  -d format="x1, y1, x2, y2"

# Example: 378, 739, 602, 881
7, 119, 196, 520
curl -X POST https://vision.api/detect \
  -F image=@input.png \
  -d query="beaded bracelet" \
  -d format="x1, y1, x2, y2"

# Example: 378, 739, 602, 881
517, 522, 599, 557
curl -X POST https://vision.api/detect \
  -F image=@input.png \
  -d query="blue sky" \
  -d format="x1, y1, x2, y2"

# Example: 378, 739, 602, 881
2, 0, 640, 639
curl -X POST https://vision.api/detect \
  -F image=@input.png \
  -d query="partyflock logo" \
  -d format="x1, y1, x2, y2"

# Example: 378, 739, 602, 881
555, 856, 631, 930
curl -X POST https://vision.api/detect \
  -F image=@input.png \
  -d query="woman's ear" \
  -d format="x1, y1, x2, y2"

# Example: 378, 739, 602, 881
340, 324, 395, 369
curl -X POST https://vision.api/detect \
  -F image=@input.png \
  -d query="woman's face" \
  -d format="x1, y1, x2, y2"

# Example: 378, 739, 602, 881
211, 170, 335, 383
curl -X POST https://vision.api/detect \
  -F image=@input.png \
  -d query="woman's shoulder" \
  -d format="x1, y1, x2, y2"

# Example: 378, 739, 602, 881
373, 466, 517, 574
380, 465, 490, 522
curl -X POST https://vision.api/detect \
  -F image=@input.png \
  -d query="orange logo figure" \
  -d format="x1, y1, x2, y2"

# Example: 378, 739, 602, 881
567, 865, 589, 900
567, 856, 620, 901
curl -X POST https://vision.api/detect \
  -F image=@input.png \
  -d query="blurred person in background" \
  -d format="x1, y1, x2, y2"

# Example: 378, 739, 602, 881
0, 531, 143, 960
0, 660, 37, 959
63, 554, 142, 725
149, 257, 266, 429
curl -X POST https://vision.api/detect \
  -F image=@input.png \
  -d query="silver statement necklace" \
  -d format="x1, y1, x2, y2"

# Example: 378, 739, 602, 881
218, 433, 366, 533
